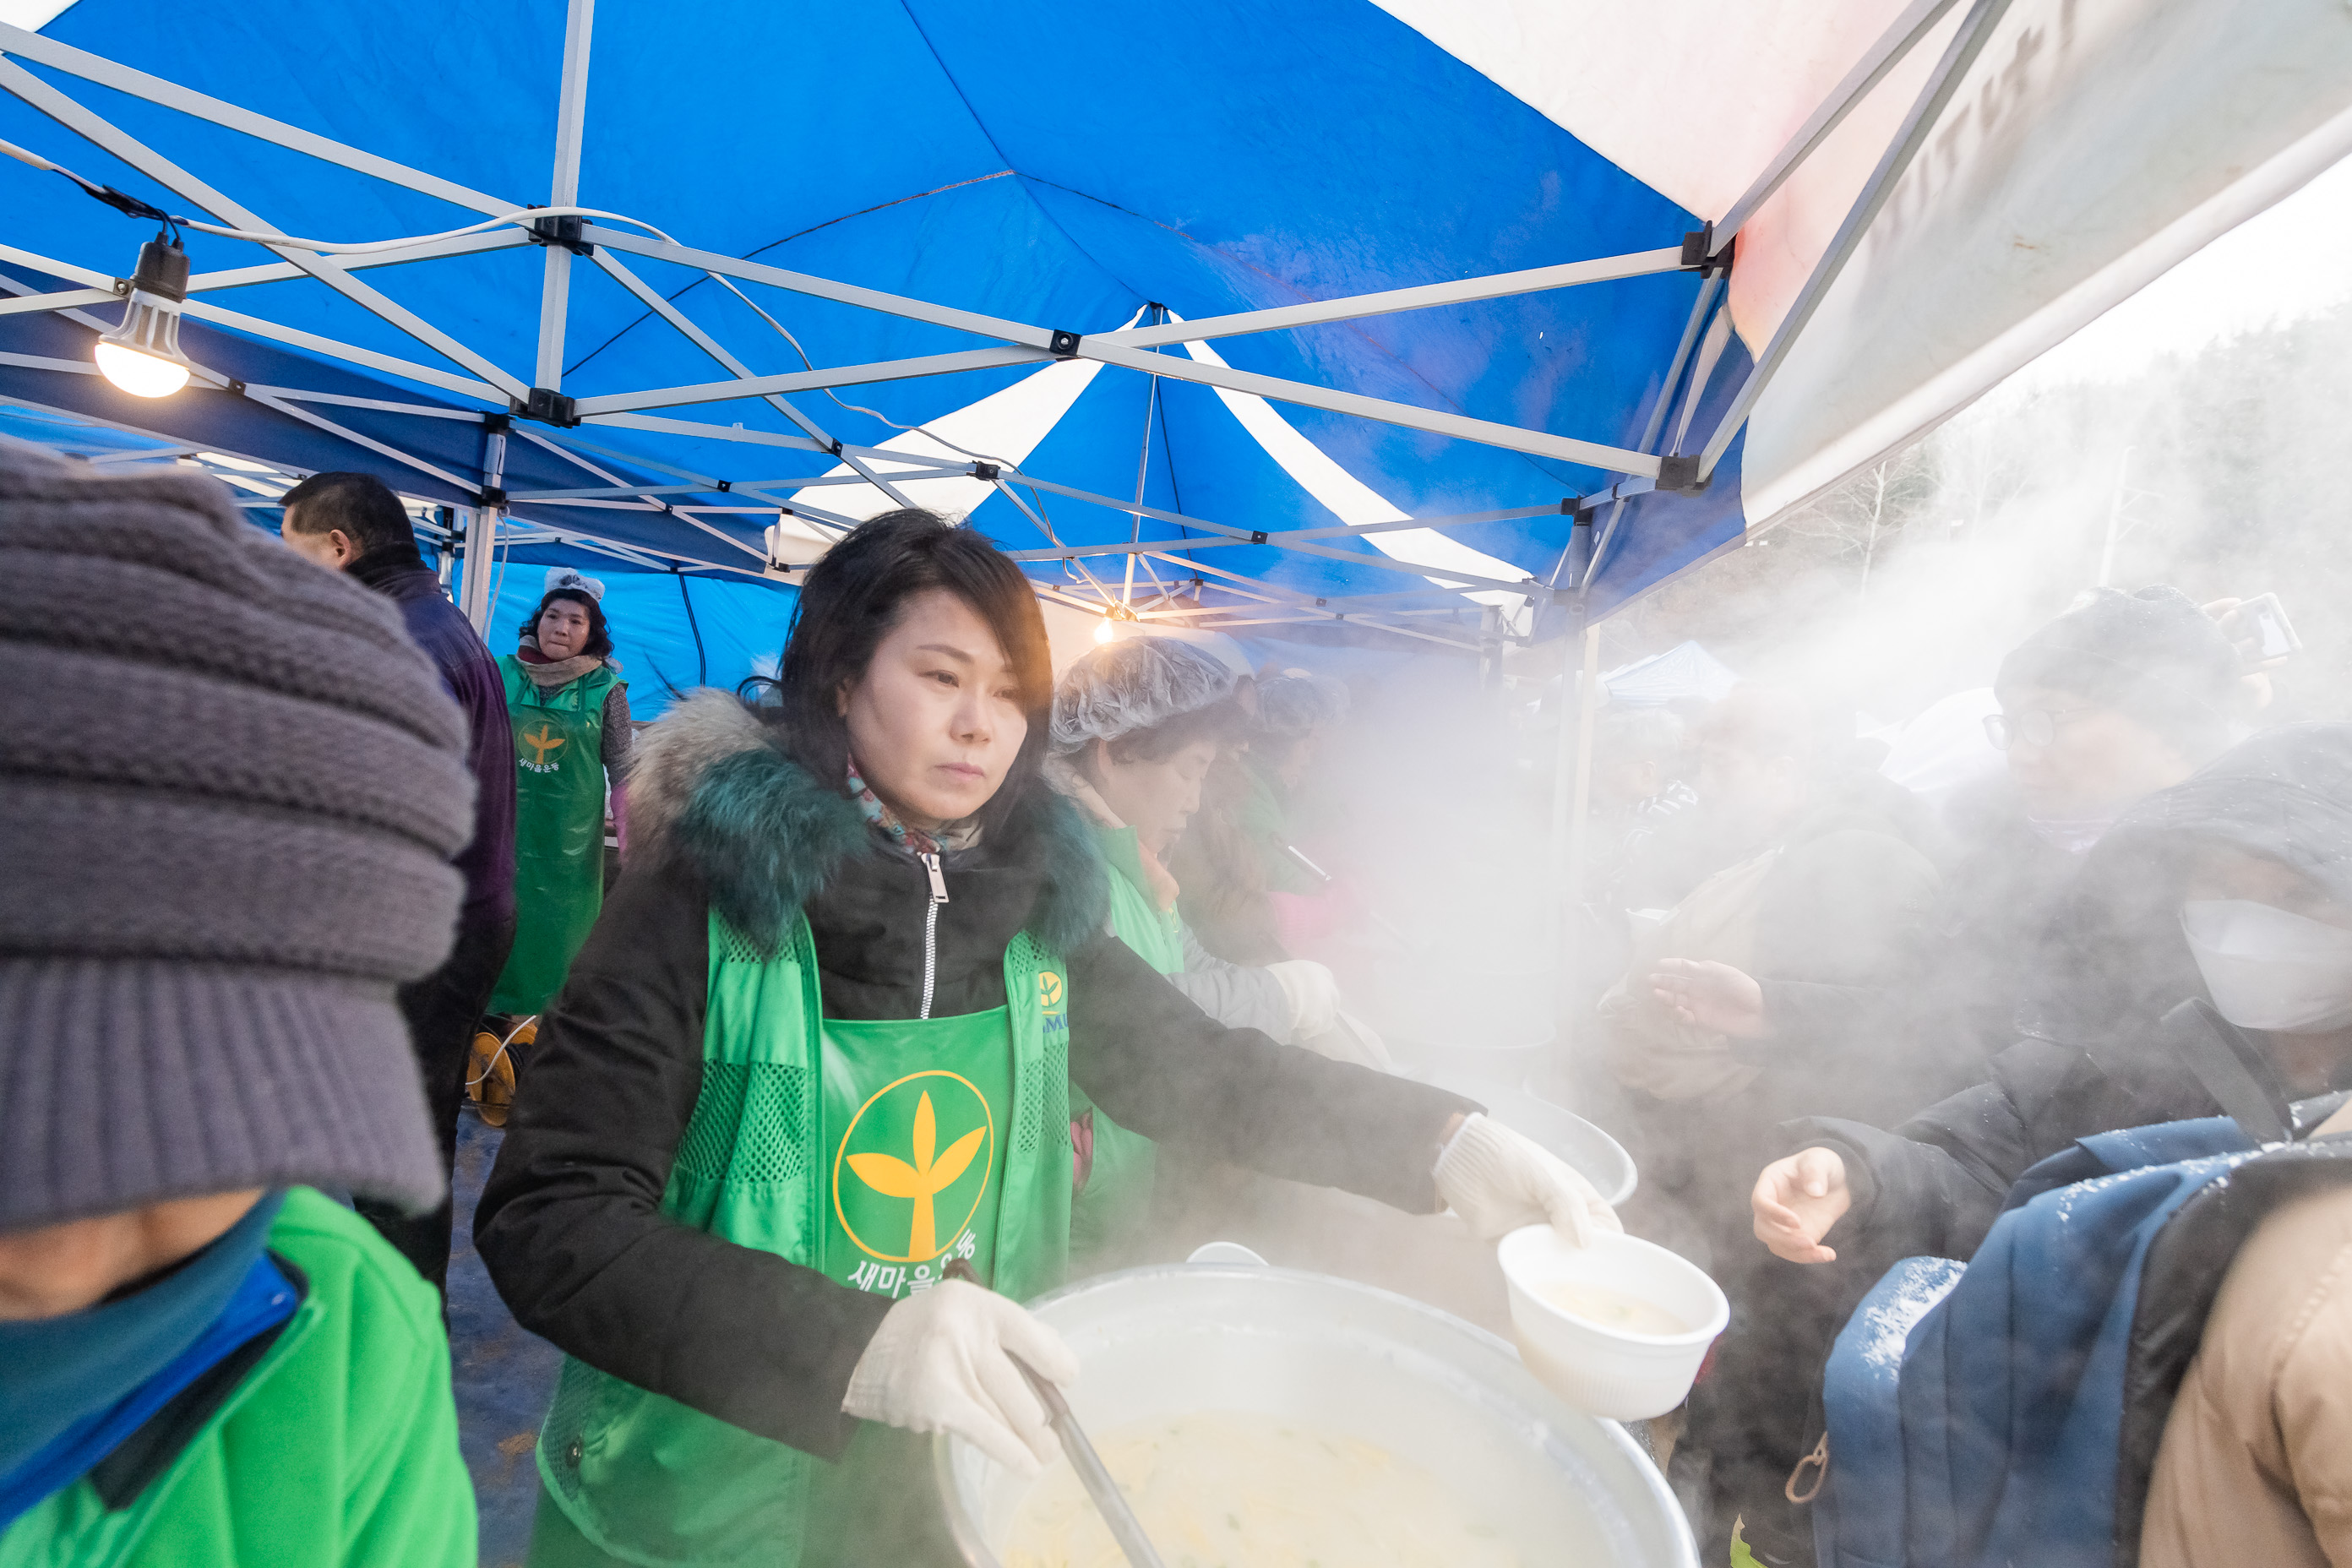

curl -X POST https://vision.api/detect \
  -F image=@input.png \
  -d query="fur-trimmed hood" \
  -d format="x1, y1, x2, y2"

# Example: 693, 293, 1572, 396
630, 689, 1108, 956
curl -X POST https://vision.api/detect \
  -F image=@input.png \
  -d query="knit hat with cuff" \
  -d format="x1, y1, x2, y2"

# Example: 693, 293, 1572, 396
0, 438, 473, 1233
1995, 585, 2244, 754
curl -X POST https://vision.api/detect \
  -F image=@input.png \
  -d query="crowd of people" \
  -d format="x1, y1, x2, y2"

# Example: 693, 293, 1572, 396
1575, 585, 2352, 1567
10, 428, 2352, 1568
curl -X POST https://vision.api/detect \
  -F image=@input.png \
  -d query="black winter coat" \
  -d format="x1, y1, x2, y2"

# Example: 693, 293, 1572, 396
474, 694, 1473, 1462
1791, 723, 2352, 1268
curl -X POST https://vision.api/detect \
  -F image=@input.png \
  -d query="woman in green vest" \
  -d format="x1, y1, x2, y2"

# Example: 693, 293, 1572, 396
476, 510, 1620, 1568
1046, 638, 1383, 1264
489, 570, 633, 1017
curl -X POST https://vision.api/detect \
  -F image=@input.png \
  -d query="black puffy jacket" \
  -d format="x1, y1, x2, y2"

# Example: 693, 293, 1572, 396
1792, 722, 2352, 1269
474, 694, 1472, 1460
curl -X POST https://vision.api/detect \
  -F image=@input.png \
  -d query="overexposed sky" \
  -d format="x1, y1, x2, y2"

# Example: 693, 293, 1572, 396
2008, 150, 2352, 390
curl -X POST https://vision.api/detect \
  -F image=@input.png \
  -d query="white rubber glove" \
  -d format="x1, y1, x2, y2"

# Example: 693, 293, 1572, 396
840, 1281, 1081, 1477
1434, 1113, 1622, 1248
1266, 959, 1342, 1040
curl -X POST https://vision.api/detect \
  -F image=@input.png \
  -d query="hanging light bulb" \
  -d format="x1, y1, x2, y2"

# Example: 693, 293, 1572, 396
1093, 614, 1117, 645
95, 235, 191, 398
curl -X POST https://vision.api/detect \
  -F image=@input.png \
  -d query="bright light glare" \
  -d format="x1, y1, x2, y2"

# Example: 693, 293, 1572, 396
1093, 617, 1117, 644
95, 341, 191, 399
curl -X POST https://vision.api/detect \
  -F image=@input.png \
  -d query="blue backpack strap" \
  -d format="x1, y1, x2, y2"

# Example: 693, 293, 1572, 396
2002, 1114, 2256, 1214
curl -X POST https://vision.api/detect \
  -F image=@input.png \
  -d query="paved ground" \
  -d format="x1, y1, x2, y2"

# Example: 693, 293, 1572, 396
447, 1113, 563, 1568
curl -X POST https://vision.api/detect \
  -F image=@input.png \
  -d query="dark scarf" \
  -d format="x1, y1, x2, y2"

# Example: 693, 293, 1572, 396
0, 1192, 293, 1528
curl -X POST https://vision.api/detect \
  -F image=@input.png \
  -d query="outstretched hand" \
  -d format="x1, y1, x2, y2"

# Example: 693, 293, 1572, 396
1751, 1147, 1851, 1264
1650, 958, 1769, 1039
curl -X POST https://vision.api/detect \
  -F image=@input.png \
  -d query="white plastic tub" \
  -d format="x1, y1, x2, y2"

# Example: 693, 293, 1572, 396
1499, 1226, 1729, 1420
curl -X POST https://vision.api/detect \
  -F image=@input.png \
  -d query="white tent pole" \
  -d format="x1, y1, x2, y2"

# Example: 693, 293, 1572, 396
568, 347, 1048, 416
585, 250, 917, 509
0, 62, 531, 400
456, 507, 494, 631
245, 386, 479, 493
1695, 0, 2014, 482
0, 21, 515, 216
1712, 0, 1967, 242
536, 0, 595, 394
0, 230, 532, 320
1, 242, 514, 404
991, 470, 1544, 596
1074, 339, 1659, 477
1097, 248, 1685, 350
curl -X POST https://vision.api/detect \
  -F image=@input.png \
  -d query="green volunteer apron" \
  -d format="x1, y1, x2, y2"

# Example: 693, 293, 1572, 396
819, 1010, 1014, 1298
1068, 827, 1179, 1266
492, 656, 619, 1015
533, 912, 1072, 1568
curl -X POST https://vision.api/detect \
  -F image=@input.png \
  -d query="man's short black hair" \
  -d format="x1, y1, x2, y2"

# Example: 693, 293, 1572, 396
280, 471, 417, 562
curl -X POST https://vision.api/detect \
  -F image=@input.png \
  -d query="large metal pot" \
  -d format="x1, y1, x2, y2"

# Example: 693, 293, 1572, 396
934, 1264, 1697, 1567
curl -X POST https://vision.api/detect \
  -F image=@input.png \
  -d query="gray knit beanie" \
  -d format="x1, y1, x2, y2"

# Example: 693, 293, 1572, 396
0, 438, 473, 1232
1995, 585, 2243, 754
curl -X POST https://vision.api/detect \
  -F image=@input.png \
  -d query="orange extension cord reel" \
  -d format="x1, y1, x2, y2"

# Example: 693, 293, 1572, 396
467, 1015, 536, 1128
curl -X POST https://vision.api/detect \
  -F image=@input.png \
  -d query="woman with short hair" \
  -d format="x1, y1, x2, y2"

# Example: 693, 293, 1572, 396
476, 510, 1614, 1568
490, 570, 633, 1018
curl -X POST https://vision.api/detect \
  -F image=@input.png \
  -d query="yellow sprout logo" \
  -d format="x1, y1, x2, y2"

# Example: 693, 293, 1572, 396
520, 723, 567, 768
834, 1071, 994, 1262
1037, 971, 1064, 1010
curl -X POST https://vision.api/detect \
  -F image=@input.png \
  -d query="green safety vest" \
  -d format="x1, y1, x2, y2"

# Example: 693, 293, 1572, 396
1067, 826, 1179, 1266
532, 912, 1073, 1568
492, 656, 620, 1016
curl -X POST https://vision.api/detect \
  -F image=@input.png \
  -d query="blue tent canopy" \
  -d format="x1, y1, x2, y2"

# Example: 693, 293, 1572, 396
3, 0, 2344, 662
0, 0, 1767, 661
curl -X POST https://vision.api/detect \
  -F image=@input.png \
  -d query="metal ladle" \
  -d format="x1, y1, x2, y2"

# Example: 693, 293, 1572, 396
1010, 1354, 1167, 1568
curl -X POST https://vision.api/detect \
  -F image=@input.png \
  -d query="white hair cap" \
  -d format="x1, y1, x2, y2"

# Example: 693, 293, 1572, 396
1051, 636, 1238, 755
542, 565, 605, 602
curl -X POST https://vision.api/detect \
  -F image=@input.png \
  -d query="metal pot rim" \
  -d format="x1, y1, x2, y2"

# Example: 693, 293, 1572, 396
932, 1261, 1690, 1568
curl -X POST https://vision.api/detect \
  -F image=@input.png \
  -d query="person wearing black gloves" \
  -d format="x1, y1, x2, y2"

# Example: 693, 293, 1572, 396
474, 509, 1615, 1568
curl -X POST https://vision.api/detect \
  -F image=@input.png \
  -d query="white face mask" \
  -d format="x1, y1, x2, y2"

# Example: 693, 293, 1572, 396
2181, 899, 2352, 1033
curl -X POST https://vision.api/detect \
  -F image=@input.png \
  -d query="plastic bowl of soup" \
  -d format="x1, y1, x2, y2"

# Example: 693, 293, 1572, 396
1498, 1225, 1729, 1420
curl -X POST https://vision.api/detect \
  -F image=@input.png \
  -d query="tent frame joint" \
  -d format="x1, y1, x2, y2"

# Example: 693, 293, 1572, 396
525, 210, 595, 257
1656, 454, 1707, 494
1048, 329, 1081, 358
514, 387, 580, 427
1680, 225, 1734, 279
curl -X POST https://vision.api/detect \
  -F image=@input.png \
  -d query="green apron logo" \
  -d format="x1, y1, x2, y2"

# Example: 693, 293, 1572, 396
519, 721, 568, 775
1038, 970, 1064, 1010
834, 1072, 994, 1263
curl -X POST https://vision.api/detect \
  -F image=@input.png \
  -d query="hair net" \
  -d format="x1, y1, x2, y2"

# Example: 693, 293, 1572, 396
543, 564, 607, 601
1051, 636, 1239, 754
1255, 670, 1350, 741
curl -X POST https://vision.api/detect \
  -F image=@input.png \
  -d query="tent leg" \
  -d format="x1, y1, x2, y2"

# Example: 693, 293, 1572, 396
457, 507, 497, 632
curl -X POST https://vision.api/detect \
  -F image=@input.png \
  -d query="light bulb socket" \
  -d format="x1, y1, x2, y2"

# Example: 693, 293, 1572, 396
129, 237, 188, 303
101, 237, 190, 373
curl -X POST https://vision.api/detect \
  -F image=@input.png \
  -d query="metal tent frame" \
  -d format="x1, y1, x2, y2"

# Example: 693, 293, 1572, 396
0, 0, 2001, 655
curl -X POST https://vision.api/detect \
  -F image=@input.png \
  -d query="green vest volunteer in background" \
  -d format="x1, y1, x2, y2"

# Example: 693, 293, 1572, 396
490, 570, 633, 1017
1045, 637, 1365, 1265
474, 509, 1620, 1568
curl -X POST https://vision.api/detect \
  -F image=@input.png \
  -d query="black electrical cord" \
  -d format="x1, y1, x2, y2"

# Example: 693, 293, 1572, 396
674, 567, 708, 688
